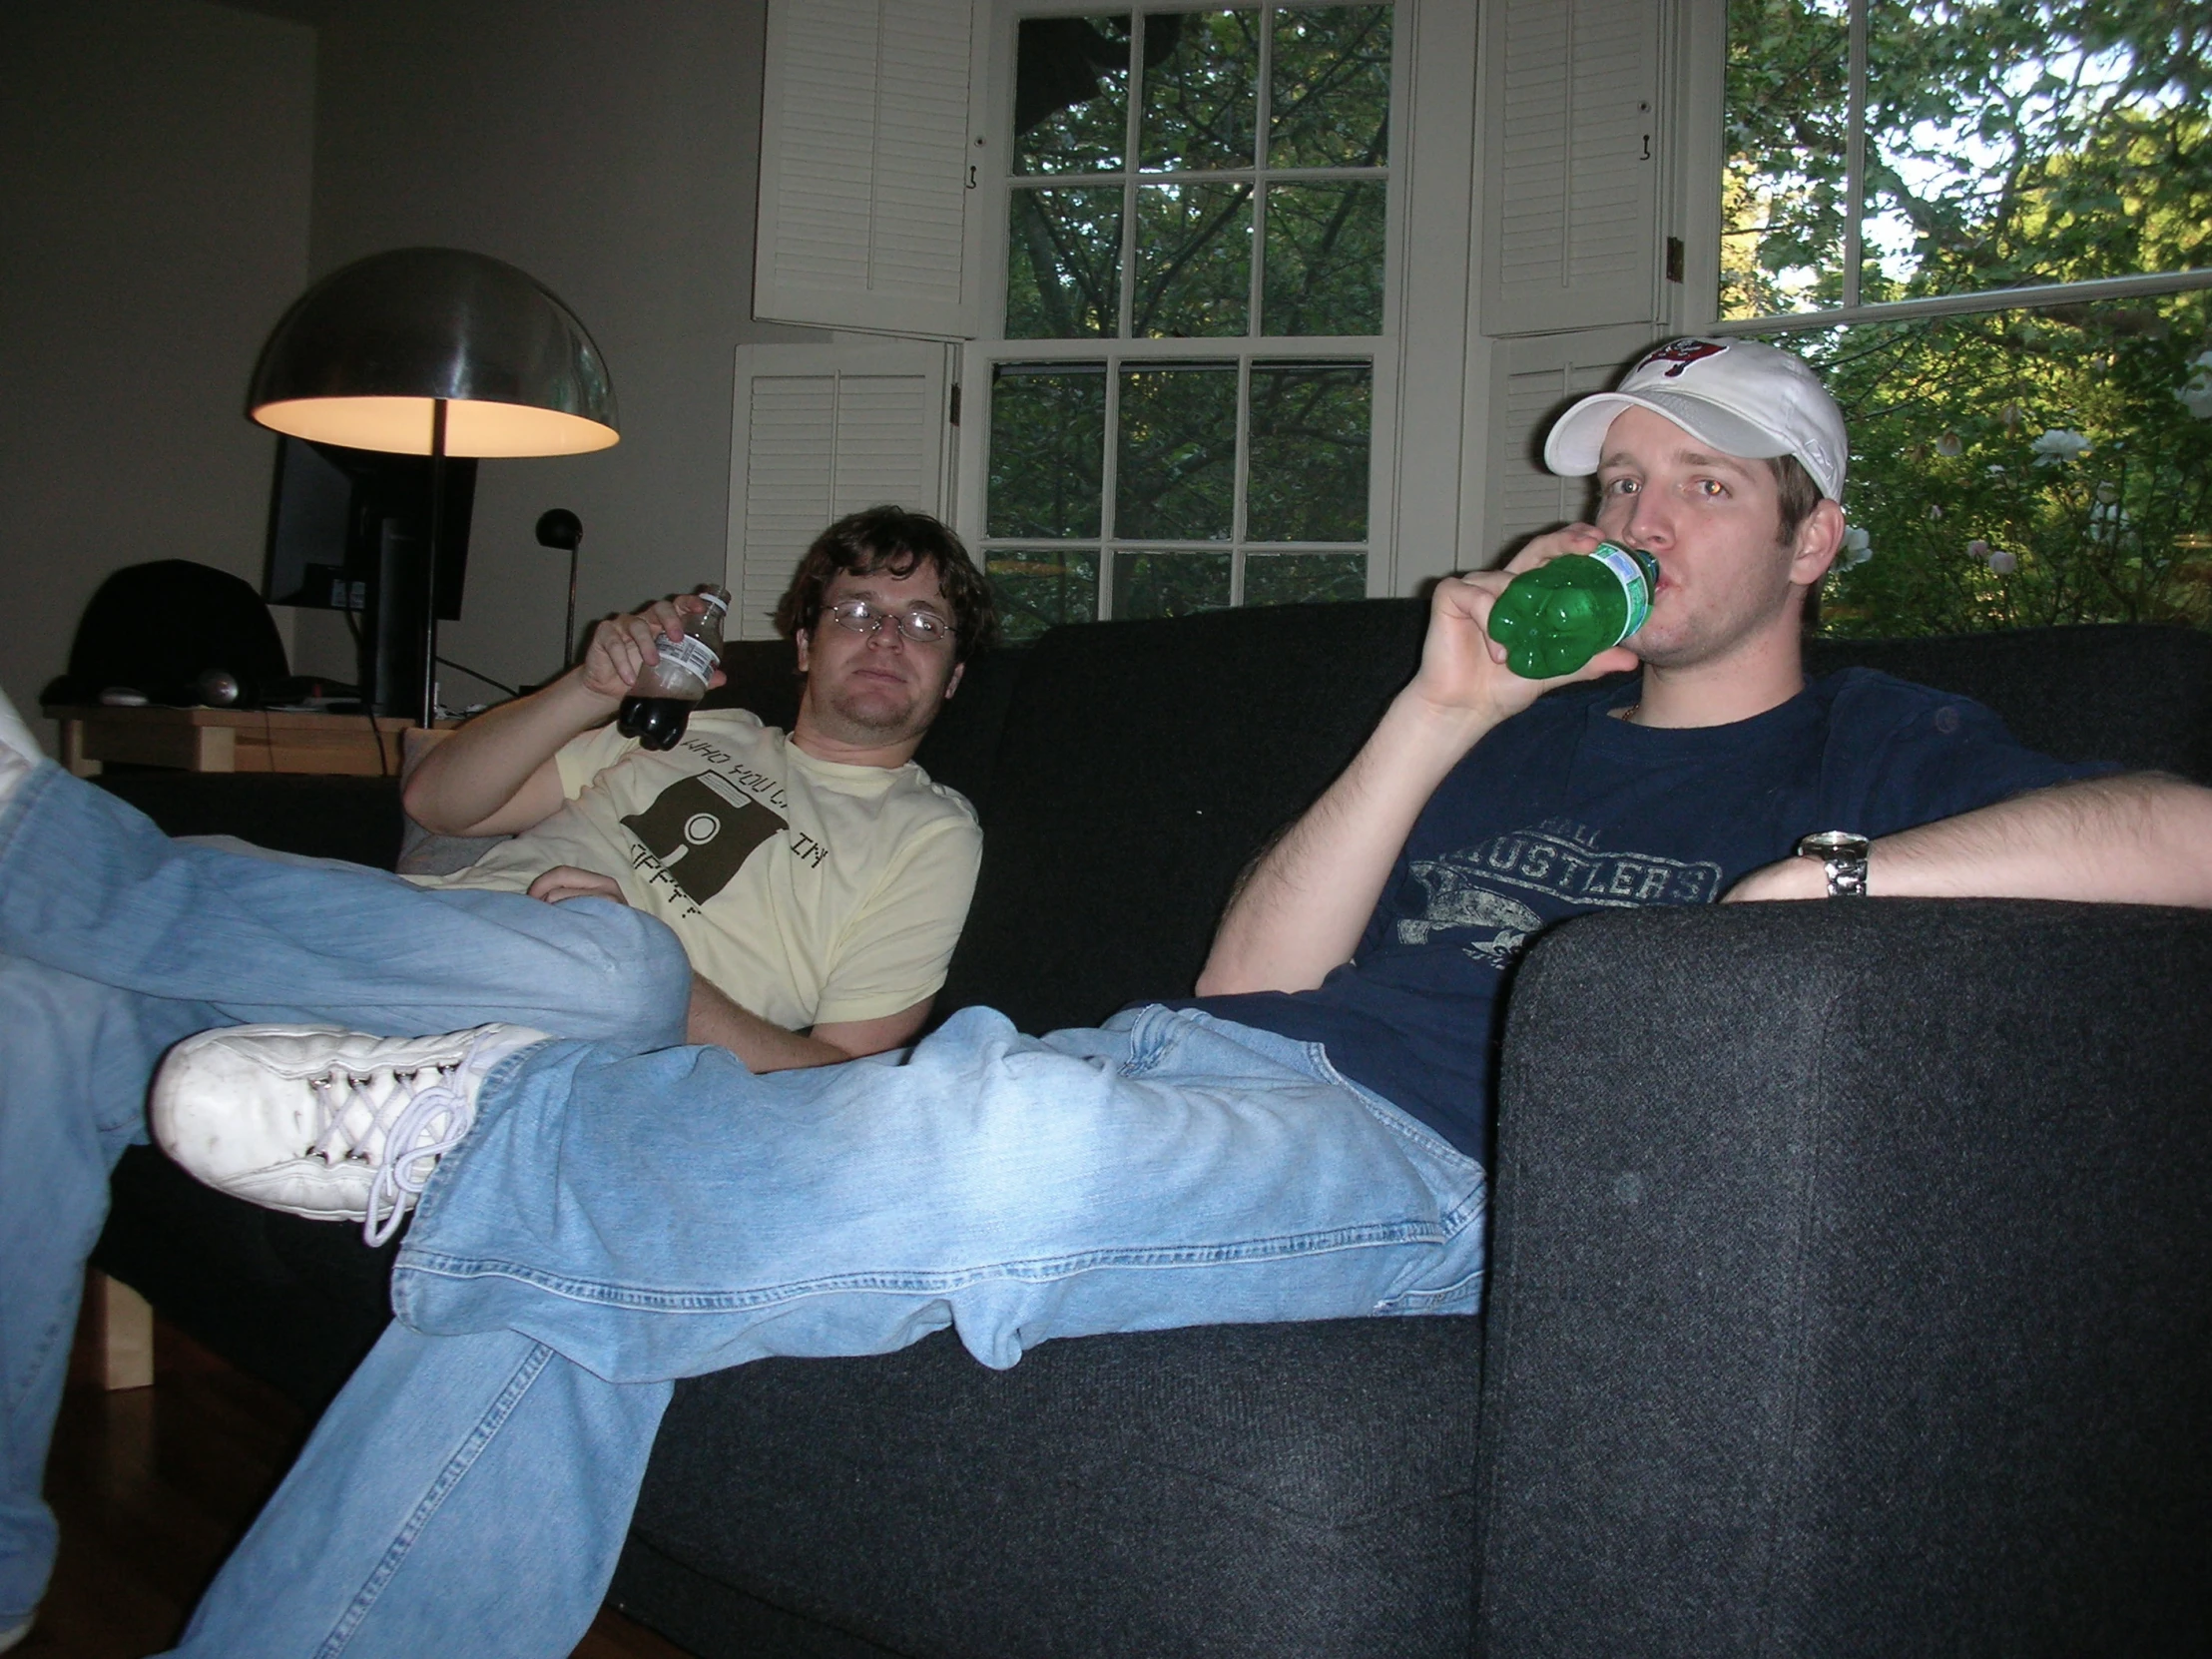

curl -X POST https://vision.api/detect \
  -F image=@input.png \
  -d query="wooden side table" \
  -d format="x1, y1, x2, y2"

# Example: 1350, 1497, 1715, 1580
45, 703, 455, 1385
44, 703, 436, 779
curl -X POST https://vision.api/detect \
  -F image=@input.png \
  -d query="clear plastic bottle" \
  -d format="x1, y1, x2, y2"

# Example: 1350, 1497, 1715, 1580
1486, 543, 1660, 680
617, 584, 730, 750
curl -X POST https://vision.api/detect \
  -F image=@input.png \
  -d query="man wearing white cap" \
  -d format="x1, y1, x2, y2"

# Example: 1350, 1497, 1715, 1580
143, 338, 2212, 1654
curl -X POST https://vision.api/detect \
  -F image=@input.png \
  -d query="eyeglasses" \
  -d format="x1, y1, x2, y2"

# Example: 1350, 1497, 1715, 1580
825, 598, 950, 646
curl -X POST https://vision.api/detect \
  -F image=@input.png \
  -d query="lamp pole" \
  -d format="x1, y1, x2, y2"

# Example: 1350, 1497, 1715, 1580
421, 396, 448, 729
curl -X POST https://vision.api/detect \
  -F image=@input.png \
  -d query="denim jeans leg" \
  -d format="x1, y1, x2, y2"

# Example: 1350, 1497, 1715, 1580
394, 1003, 1488, 1380
0, 958, 213, 1623
163, 1325, 670, 1659
0, 763, 692, 1044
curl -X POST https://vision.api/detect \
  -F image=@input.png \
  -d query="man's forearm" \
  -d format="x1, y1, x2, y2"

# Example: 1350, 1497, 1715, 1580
686, 974, 857, 1072
1196, 691, 1496, 995
1733, 773, 2212, 905
403, 671, 615, 835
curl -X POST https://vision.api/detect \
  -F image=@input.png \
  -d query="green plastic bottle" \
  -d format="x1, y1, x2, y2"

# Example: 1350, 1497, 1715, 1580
1486, 542, 1661, 680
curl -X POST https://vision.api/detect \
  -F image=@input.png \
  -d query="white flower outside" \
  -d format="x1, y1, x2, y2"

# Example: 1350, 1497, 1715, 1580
2030, 429, 2092, 465
2177, 350, 2212, 420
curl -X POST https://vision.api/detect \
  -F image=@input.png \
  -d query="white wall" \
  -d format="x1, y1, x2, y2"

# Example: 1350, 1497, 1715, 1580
0, 0, 314, 752
290, 0, 824, 702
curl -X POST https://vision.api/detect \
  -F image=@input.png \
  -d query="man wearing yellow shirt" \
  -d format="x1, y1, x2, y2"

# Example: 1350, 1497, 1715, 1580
405, 505, 991, 1069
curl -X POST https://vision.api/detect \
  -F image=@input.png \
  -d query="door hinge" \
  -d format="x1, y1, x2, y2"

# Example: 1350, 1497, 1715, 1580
1665, 237, 1685, 283
948, 382, 962, 426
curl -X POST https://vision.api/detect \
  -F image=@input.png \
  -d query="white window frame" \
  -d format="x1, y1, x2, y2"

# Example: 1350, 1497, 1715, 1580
954, 0, 1419, 611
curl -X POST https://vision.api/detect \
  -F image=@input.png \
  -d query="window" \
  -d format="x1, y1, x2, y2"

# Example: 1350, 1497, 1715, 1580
1717, 0, 2212, 635
969, 4, 1398, 640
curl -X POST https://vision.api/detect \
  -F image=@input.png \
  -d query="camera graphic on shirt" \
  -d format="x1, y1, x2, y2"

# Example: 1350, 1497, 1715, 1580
620, 772, 787, 905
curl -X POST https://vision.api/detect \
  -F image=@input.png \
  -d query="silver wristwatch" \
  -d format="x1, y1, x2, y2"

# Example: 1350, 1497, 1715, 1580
1796, 830, 1872, 897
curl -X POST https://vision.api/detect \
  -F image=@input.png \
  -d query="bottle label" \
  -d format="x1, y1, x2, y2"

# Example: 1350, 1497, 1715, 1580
655, 630, 719, 686
1589, 542, 1654, 644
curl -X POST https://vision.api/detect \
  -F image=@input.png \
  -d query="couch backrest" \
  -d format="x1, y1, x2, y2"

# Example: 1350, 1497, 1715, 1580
1808, 623, 2212, 781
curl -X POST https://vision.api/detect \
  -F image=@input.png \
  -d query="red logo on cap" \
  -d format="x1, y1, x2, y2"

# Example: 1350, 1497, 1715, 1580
1634, 339, 1728, 379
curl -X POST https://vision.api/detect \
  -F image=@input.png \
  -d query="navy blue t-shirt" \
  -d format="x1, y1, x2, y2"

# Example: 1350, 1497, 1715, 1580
1182, 669, 2111, 1157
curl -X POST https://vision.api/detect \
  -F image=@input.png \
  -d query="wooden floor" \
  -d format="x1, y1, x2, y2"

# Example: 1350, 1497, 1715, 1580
25, 1316, 693, 1658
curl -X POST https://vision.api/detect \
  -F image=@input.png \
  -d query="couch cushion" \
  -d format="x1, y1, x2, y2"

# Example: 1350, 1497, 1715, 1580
620, 1317, 1482, 1659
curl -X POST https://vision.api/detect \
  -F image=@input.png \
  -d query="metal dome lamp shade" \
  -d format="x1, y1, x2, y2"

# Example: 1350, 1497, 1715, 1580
247, 247, 619, 727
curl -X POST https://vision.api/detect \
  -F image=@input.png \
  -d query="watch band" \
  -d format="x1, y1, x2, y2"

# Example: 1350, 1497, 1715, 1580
1796, 830, 1872, 897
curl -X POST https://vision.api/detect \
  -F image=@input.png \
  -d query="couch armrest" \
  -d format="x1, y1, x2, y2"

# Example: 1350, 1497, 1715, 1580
1473, 900, 2212, 1656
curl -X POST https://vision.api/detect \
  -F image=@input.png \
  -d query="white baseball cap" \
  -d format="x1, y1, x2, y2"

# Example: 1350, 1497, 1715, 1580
1542, 337, 1849, 500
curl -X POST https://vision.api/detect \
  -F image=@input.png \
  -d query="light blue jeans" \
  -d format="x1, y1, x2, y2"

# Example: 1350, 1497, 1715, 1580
0, 762, 692, 1626
167, 1005, 1489, 1656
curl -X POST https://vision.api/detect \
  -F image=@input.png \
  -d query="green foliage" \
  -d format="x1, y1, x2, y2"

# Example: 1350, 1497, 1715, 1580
1114, 550, 1234, 616
1271, 6, 1391, 167
1248, 361, 1372, 539
1726, 0, 2212, 635
987, 550, 1100, 643
1809, 298, 2212, 634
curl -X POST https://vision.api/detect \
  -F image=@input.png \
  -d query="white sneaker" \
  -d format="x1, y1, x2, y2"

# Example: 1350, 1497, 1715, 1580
153, 1023, 547, 1245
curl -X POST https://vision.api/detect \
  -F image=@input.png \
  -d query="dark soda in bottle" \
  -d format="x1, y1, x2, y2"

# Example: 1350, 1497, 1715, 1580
617, 584, 730, 750
1486, 542, 1660, 679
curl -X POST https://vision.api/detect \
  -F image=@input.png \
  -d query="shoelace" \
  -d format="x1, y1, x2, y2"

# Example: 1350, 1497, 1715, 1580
305, 1039, 487, 1247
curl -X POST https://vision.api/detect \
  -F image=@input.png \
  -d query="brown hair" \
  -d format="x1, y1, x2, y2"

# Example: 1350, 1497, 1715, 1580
1768, 453, 1825, 545
773, 506, 998, 663
1770, 454, 1829, 634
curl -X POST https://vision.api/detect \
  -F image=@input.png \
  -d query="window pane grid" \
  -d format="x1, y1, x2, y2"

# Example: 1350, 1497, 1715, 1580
1008, 4, 1391, 344
993, 3, 1391, 630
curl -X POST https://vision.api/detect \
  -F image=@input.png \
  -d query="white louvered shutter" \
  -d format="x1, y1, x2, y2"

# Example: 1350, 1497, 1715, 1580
1480, 0, 1663, 337
754, 0, 982, 337
725, 343, 953, 637
1482, 324, 1658, 560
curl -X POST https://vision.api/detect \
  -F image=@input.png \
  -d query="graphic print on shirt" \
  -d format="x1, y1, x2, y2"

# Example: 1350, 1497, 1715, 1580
1397, 819, 1725, 967
620, 771, 788, 906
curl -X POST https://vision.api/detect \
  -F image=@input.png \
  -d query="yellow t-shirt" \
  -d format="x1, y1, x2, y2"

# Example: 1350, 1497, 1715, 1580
406, 710, 980, 1030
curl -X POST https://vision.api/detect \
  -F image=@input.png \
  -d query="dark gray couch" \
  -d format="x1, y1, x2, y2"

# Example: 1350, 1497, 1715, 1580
91, 604, 2212, 1655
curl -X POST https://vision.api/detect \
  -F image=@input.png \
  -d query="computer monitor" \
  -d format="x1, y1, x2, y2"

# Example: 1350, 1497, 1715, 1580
262, 436, 477, 715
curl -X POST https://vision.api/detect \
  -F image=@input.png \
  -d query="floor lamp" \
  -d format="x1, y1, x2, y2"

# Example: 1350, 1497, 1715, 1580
246, 248, 620, 727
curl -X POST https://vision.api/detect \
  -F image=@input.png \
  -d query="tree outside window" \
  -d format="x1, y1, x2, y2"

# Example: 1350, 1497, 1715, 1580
1723, 0, 2212, 636
983, 5, 1393, 642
